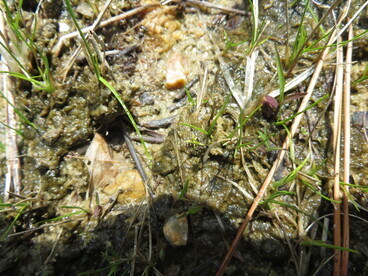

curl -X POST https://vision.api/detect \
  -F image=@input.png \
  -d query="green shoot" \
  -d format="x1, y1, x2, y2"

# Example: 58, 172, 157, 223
35, 210, 86, 226
303, 29, 368, 54
301, 179, 340, 203
207, 95, 230, 136
64, 0, 100, 79
229, 104, 262, 139
0, 89, 38, 130
224, 31, 246, 52
247, 0, 269, 54
307, 3, 326, 34
180, 122, 209, 136
237, 129, 275, 151
340, 182, 368, 192
288, 0, 310, 67
185, 206, 202, 216
1, 0, 55, 93
275, 94, 328, 126
0, 120, 23, 136
65, 0, 151, 161
178, 178, 190, 199
301, 240, 358, 253
185, 87, 195, 106
1, 203, 30, 241
183, 139, 206, 147
272, 156, 309, 188
274, 44, 285, 103
59, 205, 90, 214
0, 141, 5, 152
339, 185, 361, 212
352, 63, 368, 85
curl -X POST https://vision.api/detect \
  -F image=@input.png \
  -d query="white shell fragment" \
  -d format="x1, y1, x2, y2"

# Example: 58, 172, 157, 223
165, 53, 188, 90
163, 213, 188, 246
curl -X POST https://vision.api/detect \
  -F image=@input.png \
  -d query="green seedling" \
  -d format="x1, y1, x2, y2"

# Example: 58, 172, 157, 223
64, 0, 151, 161
274, 44, 285, 103
34, 207, 88, 226
301, 240, 358, 254
1, 0, 54, 93
0, 89, 38, 130
288, 0, 309, 67
1, 203, 30, 241
307, 4, 326, 34
301, 180, 340, 204
353, 62, 368, 85
272, 156, 309, 188
180, 122, 209, 136
178, 178, 190, 199
275, 94, 328, 126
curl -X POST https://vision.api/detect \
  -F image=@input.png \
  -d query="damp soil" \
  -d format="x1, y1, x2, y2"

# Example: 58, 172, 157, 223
1, 0, 368, 275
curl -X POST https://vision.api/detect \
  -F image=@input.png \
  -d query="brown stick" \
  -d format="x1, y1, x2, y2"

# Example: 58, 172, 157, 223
52, 5, 159, 56
333, 34, 344, 276
0, 15, 22, 201
341, 22, 353, 276
216, 27, 339, 276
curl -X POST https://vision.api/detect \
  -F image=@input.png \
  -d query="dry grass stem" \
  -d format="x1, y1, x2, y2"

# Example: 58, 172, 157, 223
186, 0, 246, 15
215, 174, 254, 201
286, 0, 343, 75
1, 15, 21, 201
243, 50, 258, 107
269, 66, 315, 98
52, 4, 159, 56
332, 34, 343, 275
217, 24, 341, 276
341, 22, 353, 276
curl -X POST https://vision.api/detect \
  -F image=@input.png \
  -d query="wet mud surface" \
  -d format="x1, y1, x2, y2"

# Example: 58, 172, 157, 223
1, 0, 368, 275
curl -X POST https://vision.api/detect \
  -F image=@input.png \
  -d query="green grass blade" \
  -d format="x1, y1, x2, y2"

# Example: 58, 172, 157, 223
180, 122, 209, 135
274, 43, 285, 103
207, 95, 230, 136
99, 77, 151, 161
1, 204, 29, 240
275, 94, 328, 126
35, 210, 86, 225
0, 89, 38, 130
64, 0, 100, 78
302, 180, 340, 203
301, 240, 359, 253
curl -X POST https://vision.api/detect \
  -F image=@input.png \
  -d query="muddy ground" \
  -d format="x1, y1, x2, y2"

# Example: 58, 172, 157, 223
0, 0, 368, 275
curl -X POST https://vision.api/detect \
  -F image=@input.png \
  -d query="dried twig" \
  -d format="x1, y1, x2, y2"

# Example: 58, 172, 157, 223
170, 0, 247, 15
52, 4, 159, 56
341, 22, 353, 276
0, 15, 21, 201
216, 25, 339, 276
332, 34, 344, 275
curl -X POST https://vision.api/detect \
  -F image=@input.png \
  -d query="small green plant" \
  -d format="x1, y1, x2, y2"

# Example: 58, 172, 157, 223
274, 44, 285, 103
64, 0, 151, 161
1, 0, 54, 93
301, 239, 358, 253
0, 89, 38, 130
288, 0, 309, 67
1, 203, 30, 241
275, 94, 328, 126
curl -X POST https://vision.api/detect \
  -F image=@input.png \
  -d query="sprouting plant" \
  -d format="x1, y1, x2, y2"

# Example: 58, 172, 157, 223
64, 0, 151, 161
0, 89, 38, 130
288, 0, 309, 67
274, 44, 285, 103
0, 0, 54, 93
0, 203, 30, 241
